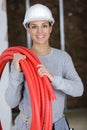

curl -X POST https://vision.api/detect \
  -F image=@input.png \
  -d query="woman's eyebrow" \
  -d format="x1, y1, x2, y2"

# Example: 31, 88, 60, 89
30, 21, 49, 25
30, 23, 37, 26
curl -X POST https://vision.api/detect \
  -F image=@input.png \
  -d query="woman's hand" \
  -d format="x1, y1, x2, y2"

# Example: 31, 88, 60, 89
37, 64, 54, 82
13, 53, 26, 72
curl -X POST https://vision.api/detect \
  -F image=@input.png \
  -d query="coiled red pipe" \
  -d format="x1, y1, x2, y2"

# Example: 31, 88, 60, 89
0, 46, 56, 130
0, 122, 2, 130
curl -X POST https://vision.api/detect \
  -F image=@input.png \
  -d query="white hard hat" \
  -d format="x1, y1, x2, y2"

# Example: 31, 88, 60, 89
23, 4, 55, 29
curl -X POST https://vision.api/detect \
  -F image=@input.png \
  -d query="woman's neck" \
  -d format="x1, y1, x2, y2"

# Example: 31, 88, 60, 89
31, 44, 51, 56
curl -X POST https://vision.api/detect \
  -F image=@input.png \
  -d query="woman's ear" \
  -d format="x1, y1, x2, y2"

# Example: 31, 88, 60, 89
50, 26, 52, 33
27, 28, 30, 34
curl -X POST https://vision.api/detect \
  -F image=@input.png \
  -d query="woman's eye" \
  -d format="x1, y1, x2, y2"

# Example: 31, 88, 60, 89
31, 25, 37, 29
43, 24, 48, 28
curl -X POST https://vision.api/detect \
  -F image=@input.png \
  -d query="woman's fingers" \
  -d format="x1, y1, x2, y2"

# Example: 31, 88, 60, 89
37, 64, 47, 76
13, 53, 26, 72
37, 64, 54, 82
14, 53, 26, 60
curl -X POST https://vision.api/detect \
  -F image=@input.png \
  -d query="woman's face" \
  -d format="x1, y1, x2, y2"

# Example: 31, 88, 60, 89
27, 20, 52, 45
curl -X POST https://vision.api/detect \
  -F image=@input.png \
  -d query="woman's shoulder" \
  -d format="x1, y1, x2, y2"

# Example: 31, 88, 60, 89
52, 47, 71, 58
52, 47, 73, 65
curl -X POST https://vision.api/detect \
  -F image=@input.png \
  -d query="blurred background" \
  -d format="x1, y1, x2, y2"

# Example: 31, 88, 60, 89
0, 0, 87, 130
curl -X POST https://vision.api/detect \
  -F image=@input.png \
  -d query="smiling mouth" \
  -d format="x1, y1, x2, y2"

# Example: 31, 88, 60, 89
37, 35, 45, 39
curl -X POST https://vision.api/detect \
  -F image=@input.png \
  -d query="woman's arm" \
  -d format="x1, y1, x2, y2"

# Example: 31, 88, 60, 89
52, 52, 84, 97
5, 62, 24, 108
5, 53, 26, 108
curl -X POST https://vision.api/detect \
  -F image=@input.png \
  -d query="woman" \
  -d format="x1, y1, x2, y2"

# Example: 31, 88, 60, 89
5, 4, 84, 130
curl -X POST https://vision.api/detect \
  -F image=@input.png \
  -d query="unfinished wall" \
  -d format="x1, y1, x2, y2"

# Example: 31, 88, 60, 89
7, 0, 87, 109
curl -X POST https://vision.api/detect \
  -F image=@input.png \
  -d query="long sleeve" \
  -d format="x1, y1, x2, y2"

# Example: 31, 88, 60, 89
5, 62, 24, 108
52, 52, 84, 97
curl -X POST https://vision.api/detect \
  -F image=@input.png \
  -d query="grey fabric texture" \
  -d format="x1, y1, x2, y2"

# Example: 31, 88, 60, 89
53, 116, 69, 130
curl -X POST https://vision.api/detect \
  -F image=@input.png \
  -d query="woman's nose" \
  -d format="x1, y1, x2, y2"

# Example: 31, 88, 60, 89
37, 27, 43, 33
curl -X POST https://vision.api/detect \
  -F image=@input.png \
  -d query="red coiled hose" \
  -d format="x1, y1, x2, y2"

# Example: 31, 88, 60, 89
0, 46, 56, 130
0, 122, 2, 130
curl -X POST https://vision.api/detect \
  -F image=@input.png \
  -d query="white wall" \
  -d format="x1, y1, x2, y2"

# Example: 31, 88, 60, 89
0, 0, 12, 130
